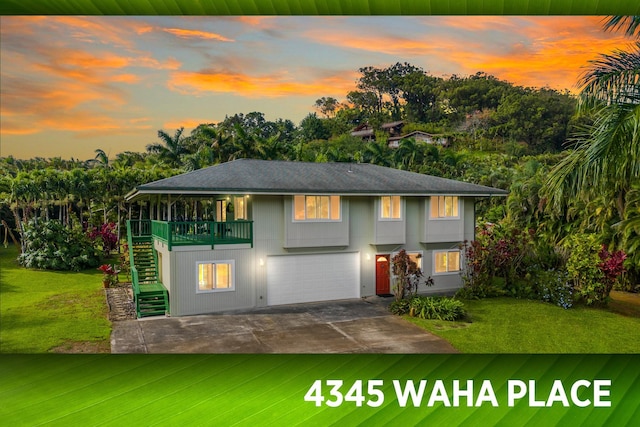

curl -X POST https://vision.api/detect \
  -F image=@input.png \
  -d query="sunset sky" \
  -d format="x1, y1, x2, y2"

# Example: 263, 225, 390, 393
0, 15, 633, 160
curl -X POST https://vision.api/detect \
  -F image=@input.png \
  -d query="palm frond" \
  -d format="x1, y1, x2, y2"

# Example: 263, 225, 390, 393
578, 42, 640, 106
602, 16, 640, 39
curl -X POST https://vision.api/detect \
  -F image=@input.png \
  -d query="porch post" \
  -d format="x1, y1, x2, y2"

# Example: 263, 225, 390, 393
167, 194, 172, 221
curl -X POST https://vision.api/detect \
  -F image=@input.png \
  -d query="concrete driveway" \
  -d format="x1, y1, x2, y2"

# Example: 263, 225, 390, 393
110, 297, 458, 354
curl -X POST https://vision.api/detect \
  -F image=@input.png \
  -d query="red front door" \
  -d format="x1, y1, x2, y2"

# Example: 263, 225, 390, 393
375, 254, 391, 295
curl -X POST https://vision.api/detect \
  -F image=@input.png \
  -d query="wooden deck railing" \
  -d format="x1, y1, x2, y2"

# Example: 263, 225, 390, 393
128, 219, 253, 251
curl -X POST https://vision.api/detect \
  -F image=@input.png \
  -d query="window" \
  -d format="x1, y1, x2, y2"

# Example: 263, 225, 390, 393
216, 199, 227, 222
433, 250, 461, 274
430, 196, 459, 218
380, 196, 401, 219
294, 195, 340, 221
408, 251, 423, 270
233, 196, 247, 220
197, 261, 234, 292
392, 250, 423, 270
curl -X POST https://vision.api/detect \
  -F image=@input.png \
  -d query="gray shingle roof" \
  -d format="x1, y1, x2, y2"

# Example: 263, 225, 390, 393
126, 159, 507, 200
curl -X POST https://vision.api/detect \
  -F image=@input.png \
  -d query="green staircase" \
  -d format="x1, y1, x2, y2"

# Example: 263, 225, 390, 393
127, 221, 169, 318
132, 240, 158, 283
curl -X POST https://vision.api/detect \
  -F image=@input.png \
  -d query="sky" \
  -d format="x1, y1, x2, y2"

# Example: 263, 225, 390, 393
0, 15, 633, 160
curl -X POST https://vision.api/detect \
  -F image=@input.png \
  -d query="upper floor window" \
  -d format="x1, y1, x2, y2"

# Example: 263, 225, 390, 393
380, 196, 401, 220
294, 195, 341, 221
430, 196, 459, 219
233, 196, 247, 220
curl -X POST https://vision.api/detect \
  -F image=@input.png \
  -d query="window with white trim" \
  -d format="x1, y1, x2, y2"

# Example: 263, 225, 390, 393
380, 196, 401, 220
430, 196, 459, 218
433, 250, 461, 274
294, 195, 341, 221
197, 260, 235, 292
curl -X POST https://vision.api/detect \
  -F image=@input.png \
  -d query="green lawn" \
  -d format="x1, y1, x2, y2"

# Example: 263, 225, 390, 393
0, 244, 111, 353
406, 296, 640, 353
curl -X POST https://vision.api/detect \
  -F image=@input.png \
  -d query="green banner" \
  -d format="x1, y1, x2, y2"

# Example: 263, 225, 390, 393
1, 0, 640, 15
1, 354, 638, 425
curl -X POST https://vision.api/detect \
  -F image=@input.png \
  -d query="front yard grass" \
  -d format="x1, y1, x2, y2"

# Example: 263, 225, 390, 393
406, 296, 640, 353
0, 245, 111, 353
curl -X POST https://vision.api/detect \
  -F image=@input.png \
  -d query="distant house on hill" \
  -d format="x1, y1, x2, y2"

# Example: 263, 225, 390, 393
388, 131, 450, 148
351, 122, 449, 148
350, 120, 404, 141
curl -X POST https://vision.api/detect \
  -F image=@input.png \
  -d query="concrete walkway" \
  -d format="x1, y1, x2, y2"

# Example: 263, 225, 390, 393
111, 297, 458, 354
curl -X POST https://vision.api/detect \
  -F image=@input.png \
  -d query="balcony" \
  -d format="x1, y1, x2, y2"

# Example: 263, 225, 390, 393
128, 219, 253, 250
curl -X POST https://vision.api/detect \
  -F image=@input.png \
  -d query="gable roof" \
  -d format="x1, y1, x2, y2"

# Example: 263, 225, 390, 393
126, 159, 507, 200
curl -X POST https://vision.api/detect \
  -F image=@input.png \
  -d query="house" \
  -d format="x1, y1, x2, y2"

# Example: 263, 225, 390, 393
124, 159, 507, 317
350, 120, 404, 141
388, 131, 449, 148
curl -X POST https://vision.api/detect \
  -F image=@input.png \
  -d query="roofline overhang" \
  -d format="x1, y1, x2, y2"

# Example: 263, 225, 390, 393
126, 188, 508, 202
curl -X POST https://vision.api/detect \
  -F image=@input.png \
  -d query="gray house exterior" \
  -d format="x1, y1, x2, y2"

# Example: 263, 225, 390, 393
125, 159, 507, 317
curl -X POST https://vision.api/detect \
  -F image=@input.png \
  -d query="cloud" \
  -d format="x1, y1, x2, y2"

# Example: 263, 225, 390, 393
168, 68, 356, 98
302, 16, 632, 91
162, 119, 218, 131
163, 28, 234, 42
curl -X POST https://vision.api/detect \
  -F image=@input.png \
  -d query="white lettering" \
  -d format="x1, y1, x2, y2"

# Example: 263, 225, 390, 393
452, 380, 474, 407
546, 380, 570, 407
427, 380, 451, 407
570, 380, 591, 407
508, 380, 527, 407
528, 380, 545, 407
477, 380, 499, 407
593, 380, 611, 407
393, 380, 427, 407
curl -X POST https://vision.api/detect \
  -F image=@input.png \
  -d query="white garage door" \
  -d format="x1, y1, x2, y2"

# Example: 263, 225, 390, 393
267, 253, 360, 306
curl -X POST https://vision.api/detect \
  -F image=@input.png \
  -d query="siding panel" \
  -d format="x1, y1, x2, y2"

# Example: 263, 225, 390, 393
170, 248, 255, 316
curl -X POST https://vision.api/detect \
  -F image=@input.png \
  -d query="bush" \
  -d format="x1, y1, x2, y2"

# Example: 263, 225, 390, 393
460, 223, 534, 298
391, 249, 425, 301
18, 219, 101, 271
88, 222, 118, 256
537, 269, 573, 309
564, 234, 626, 306
407, 296, 466, 321
388, 299, 410, 315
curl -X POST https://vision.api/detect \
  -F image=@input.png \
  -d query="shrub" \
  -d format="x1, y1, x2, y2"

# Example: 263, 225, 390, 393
407, 296, 466, 321
564, 234, 626, 306
537, 269, 573, 309
391, 249, 427, 301
389, 299, 410, 315
88, 222, 118, 256
459, 223, 535, 298
18, 219, 101, 271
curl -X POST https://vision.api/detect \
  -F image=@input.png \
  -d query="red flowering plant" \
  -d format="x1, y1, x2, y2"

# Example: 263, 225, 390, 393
598, 245, 627, 295
97, 264, 120, 288
88, 223, 119, 256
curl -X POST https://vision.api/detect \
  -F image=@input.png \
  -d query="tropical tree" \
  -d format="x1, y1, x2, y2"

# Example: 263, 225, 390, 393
545, 16, 640, 220
146, 128, 189, 168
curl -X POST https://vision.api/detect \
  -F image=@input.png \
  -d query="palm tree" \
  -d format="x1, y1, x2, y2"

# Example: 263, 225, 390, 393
146, 128, 189, 168
363, 140, 392, 167
545, 16, 640, 219
93, 149, 110, 168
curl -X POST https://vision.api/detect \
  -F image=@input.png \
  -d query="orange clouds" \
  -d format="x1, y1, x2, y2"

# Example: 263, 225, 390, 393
168, 69, 356, 98
163, 28, 234, 42
163, 119, 217, 131
303, 16, 632, 91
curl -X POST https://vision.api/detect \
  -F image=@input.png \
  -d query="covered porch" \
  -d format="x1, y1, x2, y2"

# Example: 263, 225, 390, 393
128, 218, 254, 250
